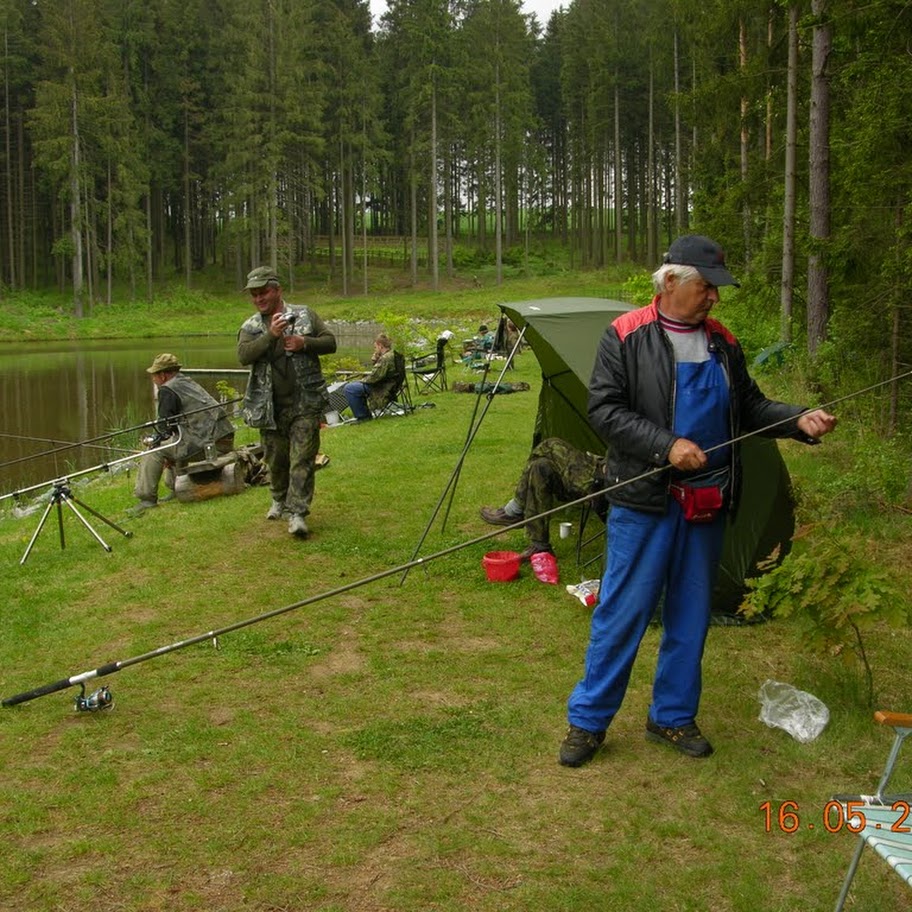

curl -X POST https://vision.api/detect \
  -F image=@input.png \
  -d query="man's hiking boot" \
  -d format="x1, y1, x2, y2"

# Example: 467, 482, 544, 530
288, 514, 309, 537
480, 506, 522, 526
558, 725, 605, 767
266, 500, 286, 521
645, 719, 714, 758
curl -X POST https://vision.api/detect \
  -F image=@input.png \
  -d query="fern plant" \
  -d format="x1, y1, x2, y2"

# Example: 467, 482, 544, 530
741, 535, 907, 705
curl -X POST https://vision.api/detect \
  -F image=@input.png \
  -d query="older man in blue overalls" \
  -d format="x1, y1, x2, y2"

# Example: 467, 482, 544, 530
559, 235, 838, 767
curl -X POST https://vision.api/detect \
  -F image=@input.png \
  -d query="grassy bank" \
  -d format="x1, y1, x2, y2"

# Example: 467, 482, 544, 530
1, 282, 910, 911
0, 270, 634, 344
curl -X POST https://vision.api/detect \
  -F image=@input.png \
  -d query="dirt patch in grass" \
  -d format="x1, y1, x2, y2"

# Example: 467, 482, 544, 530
308, 625, 365, 680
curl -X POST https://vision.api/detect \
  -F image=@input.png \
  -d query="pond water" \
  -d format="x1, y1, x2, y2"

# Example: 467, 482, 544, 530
0, 322, 380, 497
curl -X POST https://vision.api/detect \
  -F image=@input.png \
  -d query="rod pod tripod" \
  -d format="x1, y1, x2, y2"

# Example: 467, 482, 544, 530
19, 478, 133, 566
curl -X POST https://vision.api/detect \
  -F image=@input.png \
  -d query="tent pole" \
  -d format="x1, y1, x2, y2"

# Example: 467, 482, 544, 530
399, 328, 527, 586
439, 361, 491, 532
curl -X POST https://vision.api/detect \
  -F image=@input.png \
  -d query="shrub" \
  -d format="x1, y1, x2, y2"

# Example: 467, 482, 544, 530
741, 533, 907, 704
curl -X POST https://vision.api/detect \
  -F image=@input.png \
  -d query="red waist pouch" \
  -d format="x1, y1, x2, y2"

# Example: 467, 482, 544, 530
670, 483, 724, 523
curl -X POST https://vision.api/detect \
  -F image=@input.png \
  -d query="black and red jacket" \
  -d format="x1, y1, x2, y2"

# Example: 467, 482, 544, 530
587, 299, 813, 514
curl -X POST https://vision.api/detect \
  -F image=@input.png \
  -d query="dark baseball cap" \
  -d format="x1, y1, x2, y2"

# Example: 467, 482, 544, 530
663, 235, 740, 287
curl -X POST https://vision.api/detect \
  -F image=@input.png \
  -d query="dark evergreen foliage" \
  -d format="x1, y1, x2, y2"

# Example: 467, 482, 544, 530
0, 0, 909, 382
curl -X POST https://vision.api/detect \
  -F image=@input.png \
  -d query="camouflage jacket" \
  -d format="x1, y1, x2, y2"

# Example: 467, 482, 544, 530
364, 349, 398, 409
237, 304, 336, 429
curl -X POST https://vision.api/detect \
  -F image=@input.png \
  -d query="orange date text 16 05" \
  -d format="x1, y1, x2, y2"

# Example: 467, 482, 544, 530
759, 799, 912, 834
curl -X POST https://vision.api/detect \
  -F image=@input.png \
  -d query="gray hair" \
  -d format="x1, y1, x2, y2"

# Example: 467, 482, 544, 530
651, 263, 702, 294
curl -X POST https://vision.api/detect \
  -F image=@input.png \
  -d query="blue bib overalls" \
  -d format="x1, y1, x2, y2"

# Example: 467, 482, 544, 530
567, 353, 731, 732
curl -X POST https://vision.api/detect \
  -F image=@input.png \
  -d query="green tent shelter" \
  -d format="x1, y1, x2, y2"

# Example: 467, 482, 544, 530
498, 297, 795, 614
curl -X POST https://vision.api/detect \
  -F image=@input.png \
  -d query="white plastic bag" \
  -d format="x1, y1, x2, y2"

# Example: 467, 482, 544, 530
758, 679, 830, 743
566, 579, 600, 607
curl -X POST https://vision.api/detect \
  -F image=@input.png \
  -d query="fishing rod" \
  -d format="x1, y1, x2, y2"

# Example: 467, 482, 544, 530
0, 398, 244, 502
0, 426, 791, 709
710, 369, 912, 450
0, 396, 243, 471
0, 507, 560, 710
2, 368, 907, 711
471, 365, 912, 527
0, 432, 136, 458
0, 430, 187, 504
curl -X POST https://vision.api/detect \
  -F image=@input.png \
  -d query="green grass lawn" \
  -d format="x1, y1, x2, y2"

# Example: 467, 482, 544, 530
1, 297, 911, 911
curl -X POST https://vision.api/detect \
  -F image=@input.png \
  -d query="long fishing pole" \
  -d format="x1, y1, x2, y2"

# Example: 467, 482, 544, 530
472, 366, 912, 525
0, 432, 136, 458
3, 368, 907, 709
0, 389, 240, 502
0, 429, 187, 503
0, 396, 243, 470
0, 510, 553, 709
0, 422, 808, 709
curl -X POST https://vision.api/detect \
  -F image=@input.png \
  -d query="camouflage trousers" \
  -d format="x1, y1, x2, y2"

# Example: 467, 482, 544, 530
515, 438, 606, 548
262, 408, 322, 516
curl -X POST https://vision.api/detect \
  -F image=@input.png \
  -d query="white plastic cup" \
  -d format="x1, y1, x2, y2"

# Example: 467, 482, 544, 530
325, 410, 341, 426
559, 521, 572, 539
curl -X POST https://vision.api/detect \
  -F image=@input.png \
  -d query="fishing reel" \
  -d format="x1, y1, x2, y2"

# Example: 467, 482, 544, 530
74, 683, 113, 713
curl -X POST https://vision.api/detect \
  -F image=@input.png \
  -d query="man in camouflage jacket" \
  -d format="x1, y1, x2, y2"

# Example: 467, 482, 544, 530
237, 267, 336, 538
342, 333, 398, 421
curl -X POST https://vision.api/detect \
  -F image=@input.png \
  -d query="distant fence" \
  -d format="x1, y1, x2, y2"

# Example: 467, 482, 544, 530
311, 236, 416, 268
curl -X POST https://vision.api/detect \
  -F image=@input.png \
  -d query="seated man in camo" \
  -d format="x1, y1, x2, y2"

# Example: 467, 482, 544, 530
134, 352, 235, 511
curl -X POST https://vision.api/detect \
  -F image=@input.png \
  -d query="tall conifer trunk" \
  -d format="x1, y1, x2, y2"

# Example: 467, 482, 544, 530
70, 82, 84, 318
808, 0, 831, 356
780, 5, 799, 343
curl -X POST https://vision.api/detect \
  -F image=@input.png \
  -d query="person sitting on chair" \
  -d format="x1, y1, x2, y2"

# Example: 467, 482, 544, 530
343, 333, 398, 423
476, 324, 495, 351
134, 353, 235, 511
462, 324, 495, 364
480, 437, 607, 585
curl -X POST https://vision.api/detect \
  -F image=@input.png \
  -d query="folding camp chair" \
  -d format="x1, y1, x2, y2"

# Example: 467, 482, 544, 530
373, 352, 414, 418
408, 336, 449, 393
833, 710, 912, 910
576, 498, 606, 575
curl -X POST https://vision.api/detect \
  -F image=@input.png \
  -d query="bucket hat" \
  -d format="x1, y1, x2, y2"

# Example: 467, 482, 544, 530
146, 353, 181, 374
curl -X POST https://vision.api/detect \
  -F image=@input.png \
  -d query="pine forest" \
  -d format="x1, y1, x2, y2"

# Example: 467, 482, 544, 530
0, 0, 910, 375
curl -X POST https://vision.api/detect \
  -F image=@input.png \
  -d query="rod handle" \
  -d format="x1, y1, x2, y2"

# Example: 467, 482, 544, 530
2, 677, 73, 707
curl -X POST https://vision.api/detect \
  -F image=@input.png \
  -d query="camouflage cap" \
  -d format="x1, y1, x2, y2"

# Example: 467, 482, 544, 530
146, 352, 181, 374
244, 266, 281, 291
